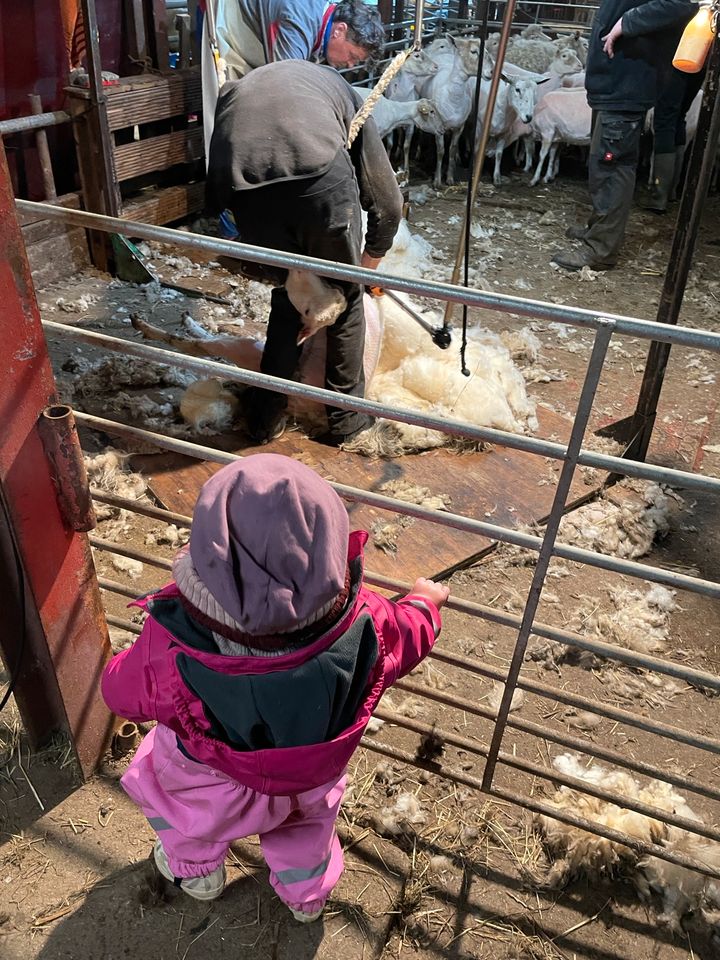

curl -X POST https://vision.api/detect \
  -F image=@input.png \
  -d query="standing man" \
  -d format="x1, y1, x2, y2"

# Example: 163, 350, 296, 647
202, 2, 386, 152
206, 60, 403, 446
552, 0, 695, 272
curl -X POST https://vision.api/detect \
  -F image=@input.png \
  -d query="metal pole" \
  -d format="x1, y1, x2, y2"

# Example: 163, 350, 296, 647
79, 0, 120, 218
482, 320, 615, 790
0, 111, 72, 137
28, 95, 57, 202
443, 0, 518, 331
22, 199, 720, 352
413, 0, 425, 47
625, 37, 720, 462
0, 138, 113, 778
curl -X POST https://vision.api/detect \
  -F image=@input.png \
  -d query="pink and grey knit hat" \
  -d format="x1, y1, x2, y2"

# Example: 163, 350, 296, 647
173, 454, 350, 644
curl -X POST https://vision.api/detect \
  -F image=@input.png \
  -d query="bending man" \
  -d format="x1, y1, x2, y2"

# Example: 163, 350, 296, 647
206, 60, 403, 446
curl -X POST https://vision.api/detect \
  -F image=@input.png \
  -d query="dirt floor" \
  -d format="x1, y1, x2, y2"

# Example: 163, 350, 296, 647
2, 165, 720, 960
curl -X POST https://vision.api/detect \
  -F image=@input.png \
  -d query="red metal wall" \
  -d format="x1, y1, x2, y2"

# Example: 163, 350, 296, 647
0, 0, 124, 121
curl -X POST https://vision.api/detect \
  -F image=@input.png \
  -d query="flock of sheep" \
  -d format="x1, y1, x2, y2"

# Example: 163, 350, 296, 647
362, 23, 694, 189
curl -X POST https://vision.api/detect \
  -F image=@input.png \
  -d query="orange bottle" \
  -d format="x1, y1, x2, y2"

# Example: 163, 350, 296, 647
673, 5, 715, 73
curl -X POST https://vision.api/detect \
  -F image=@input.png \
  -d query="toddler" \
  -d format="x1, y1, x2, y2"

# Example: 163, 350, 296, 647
102, 454, 449, 921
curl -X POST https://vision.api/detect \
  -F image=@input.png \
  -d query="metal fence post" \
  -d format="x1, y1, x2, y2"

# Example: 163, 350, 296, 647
0, 138, 113, 779
482, 319, 616, 790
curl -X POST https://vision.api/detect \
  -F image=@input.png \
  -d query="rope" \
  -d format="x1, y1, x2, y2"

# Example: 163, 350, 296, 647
346, 47, 414, 148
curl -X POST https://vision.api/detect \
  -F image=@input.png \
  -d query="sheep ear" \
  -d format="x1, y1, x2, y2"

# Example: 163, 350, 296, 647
448, 34, 456, 46
536, 76, 551, 85
419, 103, 429, 115
500, 73, 513, 84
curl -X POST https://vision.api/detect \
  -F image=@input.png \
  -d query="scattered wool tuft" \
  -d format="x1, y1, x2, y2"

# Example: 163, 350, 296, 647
75, 356, 196, 398
109, 627, 135, 653
145, 524, 191, 549
110, 555, 144, 580
487, 681, 525, 714
106, 392, 175, 427
379, 478, 451, 511
535, 753, 720, 932
179, 379, 240, 432
376, 792, 427, 836
499, 327, 542, 364
366, 716, 385, 734
556, 482, 679, 560
428, 855, 454, 874
578, 584, 677, 656
84, 448, 148, 501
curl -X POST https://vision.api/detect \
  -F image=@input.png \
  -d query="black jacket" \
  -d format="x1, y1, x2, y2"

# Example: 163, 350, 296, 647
585, 0, 695, 112
206, 60, 403, 258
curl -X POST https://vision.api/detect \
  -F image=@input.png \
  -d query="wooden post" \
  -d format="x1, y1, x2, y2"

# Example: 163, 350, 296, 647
0, 138, 114, 779
126, 0, 150, 70
151, 0, 172, 73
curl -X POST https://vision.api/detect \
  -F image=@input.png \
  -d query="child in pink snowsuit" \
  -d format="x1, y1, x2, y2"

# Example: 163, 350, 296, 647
102, 454, 449, 921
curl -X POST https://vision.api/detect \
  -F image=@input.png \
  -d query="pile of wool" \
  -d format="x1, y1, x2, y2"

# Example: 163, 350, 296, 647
179, 379, 240, 432
581, 584, 677, 656
535, 753, 720, 933
110, 554, 144, 580
145, 524, 190, 549
345, 293, 538, 457
74, 355, 196, 399
367, 215, 438, 279
84, 448, 147, 501
106, 392, 175, 429
556, 481, 680, 560
379, 478, 451, 511
375, 792, 428, 837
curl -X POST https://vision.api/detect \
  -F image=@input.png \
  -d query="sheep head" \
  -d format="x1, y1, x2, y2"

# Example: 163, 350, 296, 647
285, 270, 347, 344
415, 99, 446, 136
404, 48, 438, 77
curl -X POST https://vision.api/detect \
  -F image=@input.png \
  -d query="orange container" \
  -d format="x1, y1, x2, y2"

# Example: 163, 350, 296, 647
673, 6, 715, 73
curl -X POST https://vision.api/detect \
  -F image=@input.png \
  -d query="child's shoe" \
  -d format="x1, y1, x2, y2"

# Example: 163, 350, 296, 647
153, 840, 226, 900
289, 906, 324, 923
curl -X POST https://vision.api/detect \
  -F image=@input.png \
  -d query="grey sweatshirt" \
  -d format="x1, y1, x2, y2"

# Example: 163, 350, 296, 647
205, 61, 403, 257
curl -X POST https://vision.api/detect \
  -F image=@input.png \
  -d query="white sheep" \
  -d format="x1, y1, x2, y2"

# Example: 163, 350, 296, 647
354, 88, 446, 177
530, 88, 592, 185
422, 35, 483, 187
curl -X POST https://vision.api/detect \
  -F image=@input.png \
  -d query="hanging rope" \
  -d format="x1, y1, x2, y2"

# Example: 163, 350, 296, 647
459, 1, 491, 377
347, 47, 413, 148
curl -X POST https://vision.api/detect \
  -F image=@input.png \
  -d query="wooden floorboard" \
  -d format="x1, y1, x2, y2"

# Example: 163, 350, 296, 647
136, 406, 599, 584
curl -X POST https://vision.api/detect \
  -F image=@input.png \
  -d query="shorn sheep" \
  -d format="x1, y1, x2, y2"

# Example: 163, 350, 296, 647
535, 753, 720, 935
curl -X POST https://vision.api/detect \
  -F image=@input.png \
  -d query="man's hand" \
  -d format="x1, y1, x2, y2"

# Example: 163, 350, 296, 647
411, 577, 450, 610
360, 250, 383, 270
602, 17, 624, 58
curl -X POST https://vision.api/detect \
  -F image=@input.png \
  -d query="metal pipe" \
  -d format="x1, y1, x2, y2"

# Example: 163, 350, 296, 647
83, 521, 720, 697
79, 0, 120, 218
374, 707, 720, 843
72, 407, 720, 602
627, 38, 720, 463
28, 95, 57, 202
443, 0, 518, 331
483, 323, 614, 790
90, 535, 173, 571
413, 0, 425, 47
38, 405, 97, 532
0, 111, 72, 136
430, 646, 720, 755
97, 575, 139, 600
21, 201, 720, 352
392, 677, 720, 804
44, 319, 720, 496
63, 604, 720, 805
360, 738, 720, 881
90, 488, 191, 527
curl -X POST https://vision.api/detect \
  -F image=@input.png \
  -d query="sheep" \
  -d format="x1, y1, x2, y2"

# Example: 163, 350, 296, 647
529, 88, 592, 185
561, 70, 585, 88
475, 73, 548, 186
535, 753, 720, 934
385, 45, 438, 100
554, 29, 589, 67
520, 24, 554, 41
503, 36, 559, 74
354, 89, 446, 177
422, 36, 482, 187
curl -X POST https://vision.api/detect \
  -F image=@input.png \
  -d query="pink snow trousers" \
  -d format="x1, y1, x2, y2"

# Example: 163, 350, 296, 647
121, 724, 347, 915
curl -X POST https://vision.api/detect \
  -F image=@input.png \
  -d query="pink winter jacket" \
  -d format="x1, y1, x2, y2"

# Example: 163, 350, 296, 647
102, 531, 441, 796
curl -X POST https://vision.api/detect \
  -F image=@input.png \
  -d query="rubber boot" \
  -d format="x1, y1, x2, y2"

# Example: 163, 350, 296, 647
642, 152, 676, 213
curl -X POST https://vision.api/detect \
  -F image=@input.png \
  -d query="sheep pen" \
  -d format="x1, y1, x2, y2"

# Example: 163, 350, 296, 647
5, 47, 720, 959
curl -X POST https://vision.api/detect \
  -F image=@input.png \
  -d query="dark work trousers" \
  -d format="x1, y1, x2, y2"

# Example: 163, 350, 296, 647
654, 66, 706, 154
230, 150, 372, 441
583, 110, 644, 265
